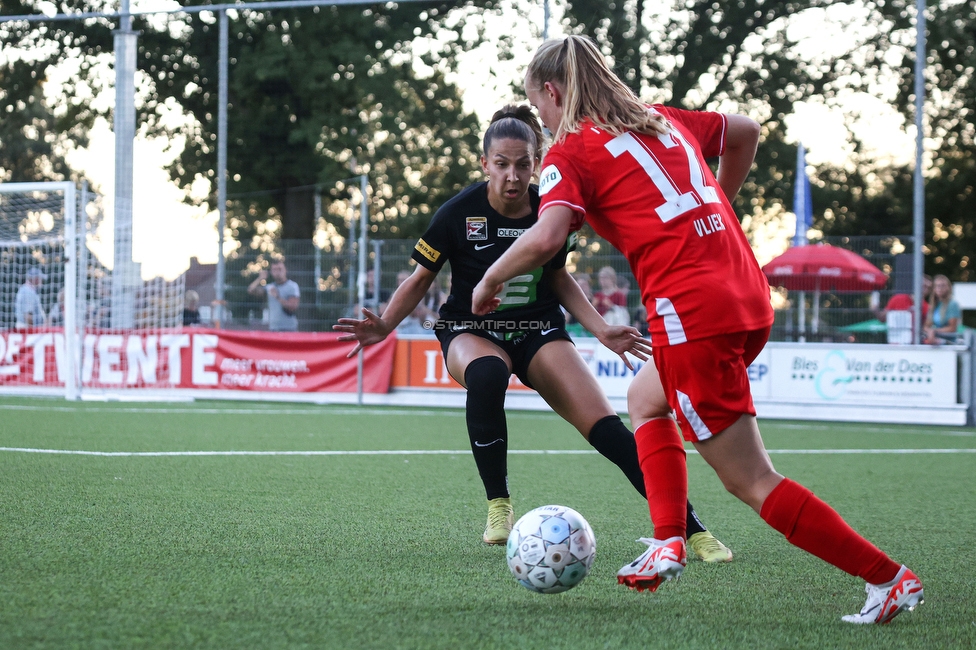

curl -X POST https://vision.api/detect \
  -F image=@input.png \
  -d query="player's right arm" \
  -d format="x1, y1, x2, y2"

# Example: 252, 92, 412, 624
333, 265, 437, 357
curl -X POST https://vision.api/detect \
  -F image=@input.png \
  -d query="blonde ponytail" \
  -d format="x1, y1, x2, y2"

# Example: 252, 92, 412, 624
526, 35, 668, 142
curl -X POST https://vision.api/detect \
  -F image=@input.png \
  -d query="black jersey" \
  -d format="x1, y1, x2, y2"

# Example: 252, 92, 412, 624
411, 182, 576, 329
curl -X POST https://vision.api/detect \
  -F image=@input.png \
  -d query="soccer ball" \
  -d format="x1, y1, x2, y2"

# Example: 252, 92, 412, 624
506, 504, 596, 593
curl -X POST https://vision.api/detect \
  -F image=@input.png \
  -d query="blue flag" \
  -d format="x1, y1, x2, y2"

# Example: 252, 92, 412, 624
792, 143, 813, 247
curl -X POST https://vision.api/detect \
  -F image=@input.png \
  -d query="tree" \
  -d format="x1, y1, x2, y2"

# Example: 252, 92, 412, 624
130, 2, 493, 246
864, 0, 976, 280
5, 1, 507, 328
560, 1, 976, 282
561, 1, 851, 227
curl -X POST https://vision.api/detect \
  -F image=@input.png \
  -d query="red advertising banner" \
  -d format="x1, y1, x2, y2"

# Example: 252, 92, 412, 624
0, 328, 395, 393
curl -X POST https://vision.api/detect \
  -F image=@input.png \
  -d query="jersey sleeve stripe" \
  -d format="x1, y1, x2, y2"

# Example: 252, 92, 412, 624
539, 199, 586, 215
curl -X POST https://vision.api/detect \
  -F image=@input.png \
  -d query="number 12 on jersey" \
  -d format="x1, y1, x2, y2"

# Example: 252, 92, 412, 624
605, 130, 720, 223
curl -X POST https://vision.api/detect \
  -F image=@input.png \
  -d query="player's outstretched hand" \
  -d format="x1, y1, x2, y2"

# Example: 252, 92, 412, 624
332, 308, 389, 358
470, 279, 503, 316
597, 325, 652, 371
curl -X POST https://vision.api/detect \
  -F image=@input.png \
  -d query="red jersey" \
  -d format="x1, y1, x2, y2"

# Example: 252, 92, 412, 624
538, 106, 774, 346
885, 293, 928, 321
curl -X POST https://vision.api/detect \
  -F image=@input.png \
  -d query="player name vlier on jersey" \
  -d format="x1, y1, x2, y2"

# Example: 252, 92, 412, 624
693, 213, 726, 238
435, 319, 553, 332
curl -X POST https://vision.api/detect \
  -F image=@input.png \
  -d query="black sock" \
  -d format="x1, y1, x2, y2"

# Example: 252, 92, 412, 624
588, 415, 709, 538
686, 500, 707, 537
464, 357, 511, 500
588, 415, 647, 498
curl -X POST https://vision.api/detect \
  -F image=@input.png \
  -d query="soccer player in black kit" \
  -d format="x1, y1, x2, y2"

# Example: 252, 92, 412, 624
334, 105, 731, 562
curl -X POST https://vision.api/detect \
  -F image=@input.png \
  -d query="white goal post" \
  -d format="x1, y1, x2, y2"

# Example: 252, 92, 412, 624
0, 182, 79, 399
2, 181, 191, 400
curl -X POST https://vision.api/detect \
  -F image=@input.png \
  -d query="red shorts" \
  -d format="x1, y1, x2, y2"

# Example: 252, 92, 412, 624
651, 327, 770, 443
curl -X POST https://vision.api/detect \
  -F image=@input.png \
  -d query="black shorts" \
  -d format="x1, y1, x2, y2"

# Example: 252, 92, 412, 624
435, 309, 572, 389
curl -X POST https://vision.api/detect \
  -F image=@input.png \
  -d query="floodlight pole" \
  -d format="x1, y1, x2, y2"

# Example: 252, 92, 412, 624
112, 0, 137, 328
912, 0, 926, 344
215, 9, 229, 327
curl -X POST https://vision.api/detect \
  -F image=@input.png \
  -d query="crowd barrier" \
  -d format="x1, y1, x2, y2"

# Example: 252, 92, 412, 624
0, 328, 970, 425
385, 336, 971, 426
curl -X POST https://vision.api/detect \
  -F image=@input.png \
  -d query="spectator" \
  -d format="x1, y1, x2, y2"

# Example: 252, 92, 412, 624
873, 275, 932, 343
248, 257, 300, 332
346, 269, 392, 318
923, 274, 961, 344
632, 304, 650, 338
593, 266, 630, 325
183, 290, 202, 326
48, 287, 66, 327
422, 276, 446, 321
94, 279, 112, 328
365, 269, 393, 315
15, 267, 46, 328
564, 272, 594, 335
394, 270, 431, 334
573, 272, 593, 301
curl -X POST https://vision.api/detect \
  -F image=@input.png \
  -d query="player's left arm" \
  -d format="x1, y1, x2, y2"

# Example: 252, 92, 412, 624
471, 205, 575, 315
550, 267, 650, 370
716, 114, 760, 203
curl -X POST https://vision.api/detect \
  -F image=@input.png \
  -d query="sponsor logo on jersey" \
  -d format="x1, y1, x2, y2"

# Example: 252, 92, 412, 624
414, 238, 441, 263
466, 217, 488, 240
497, 228, 526, 238
566, 231, 579, 252
538, 164, 562, 195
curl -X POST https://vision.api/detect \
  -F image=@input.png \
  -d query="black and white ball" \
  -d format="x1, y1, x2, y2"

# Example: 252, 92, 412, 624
506, 505, 596, 593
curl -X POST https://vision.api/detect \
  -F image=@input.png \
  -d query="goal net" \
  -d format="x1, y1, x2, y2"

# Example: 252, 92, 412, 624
0, 182, 80, 397
0, 181, 185, 399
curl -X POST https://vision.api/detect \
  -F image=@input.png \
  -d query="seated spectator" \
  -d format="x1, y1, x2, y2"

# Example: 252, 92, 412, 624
924, 274, 962, 344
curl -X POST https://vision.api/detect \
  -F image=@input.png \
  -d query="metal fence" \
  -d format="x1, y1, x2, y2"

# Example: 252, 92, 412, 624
771, 235, 918, 344
215, 233, 916, 342
216, 234, 635, 334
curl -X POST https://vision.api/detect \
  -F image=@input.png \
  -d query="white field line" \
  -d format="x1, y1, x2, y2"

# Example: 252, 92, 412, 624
1, 403, 973, 435
1, 447, 974, 458
0, 403, 470, 418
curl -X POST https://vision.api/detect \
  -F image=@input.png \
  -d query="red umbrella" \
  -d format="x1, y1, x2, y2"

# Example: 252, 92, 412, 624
762, 243, 888, 292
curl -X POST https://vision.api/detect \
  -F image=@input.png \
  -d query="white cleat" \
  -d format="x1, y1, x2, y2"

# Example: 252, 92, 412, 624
616, 536, 687, 592
842, 565, 924, 624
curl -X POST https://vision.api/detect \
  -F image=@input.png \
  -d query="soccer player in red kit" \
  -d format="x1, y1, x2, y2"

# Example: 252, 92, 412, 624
471, 35, 923, 624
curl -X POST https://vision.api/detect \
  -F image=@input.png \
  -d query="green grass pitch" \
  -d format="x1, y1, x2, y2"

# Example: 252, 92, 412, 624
0, 397, 974, 649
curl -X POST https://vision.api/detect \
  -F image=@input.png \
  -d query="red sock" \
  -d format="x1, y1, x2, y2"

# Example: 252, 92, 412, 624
634, 418, 687, 541
760, 478, 900, 584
